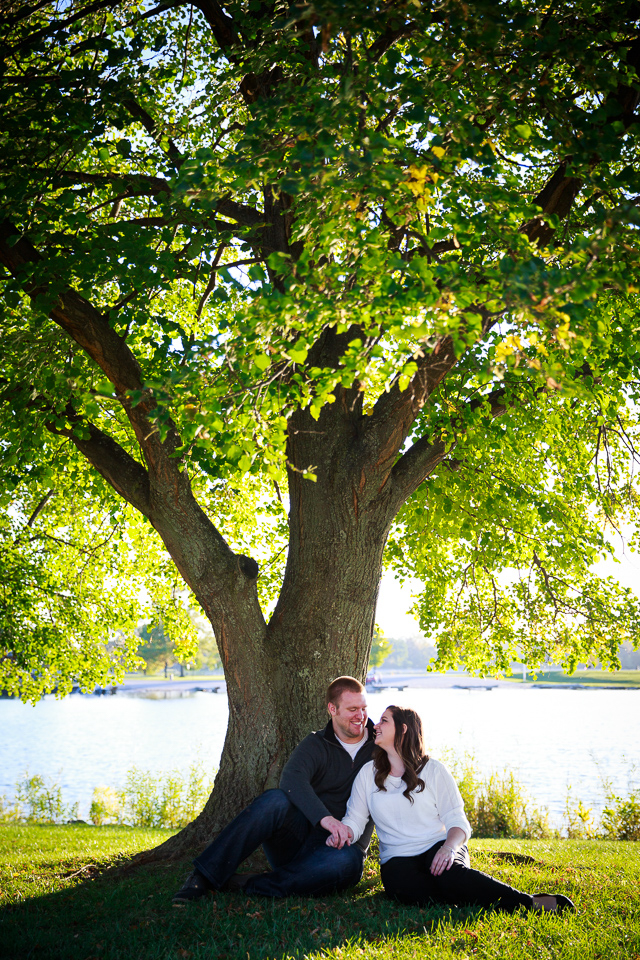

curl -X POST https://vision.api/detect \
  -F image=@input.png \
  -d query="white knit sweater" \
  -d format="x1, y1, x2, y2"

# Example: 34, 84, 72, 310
342, 758, 472, 864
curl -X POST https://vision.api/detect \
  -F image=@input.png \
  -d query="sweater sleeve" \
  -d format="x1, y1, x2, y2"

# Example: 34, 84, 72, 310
341, 763, 373, 844
429, 760, 472, 842
279, 735, 332, 826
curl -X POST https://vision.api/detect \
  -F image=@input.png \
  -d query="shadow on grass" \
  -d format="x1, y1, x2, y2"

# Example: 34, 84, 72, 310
0, 856, 484, 960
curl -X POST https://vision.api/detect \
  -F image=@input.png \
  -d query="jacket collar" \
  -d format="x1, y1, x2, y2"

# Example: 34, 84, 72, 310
322, 717, 375, 746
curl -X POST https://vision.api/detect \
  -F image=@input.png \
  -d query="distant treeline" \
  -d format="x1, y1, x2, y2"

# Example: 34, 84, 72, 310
377, 637, 438, 671
377, 638, 640, 672
618, 641, 640, 669
135, 625, 639, 675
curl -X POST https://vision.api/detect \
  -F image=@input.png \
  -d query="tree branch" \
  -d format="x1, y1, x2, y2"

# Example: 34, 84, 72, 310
3, 0, 56, 29
39, 169, 172, 197
521, 34, 640, 245
26, 490, 56, 527
3, 0, 121, 52
520, 161, 583, 246
49, 407, 153, 516
367, 18, 418, 62
0, 372, 154, 516
192, 0, 242, 51
364, 316, 492, 480
0, 220, 145, 397
215, 196, 264, 229
35, 171, 263, 234
133, 0, 184, 23
0, 230, 252, 593
0, 218, 191, 491
123, 99, 185, 170
389, 388, 509, 508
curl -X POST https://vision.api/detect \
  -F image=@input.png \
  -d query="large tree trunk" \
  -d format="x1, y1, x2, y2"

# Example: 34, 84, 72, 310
0, 198, 410, 867
147, 386, 398, 859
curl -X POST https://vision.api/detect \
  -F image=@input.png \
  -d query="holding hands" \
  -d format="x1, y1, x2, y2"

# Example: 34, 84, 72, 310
320, 816, 354, 849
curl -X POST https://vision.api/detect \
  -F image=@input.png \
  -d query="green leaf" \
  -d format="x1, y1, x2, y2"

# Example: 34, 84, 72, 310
254, 354, 271, 371
248, 263, 266, 282
287, 346, 308, 364
514, 123, 532, 139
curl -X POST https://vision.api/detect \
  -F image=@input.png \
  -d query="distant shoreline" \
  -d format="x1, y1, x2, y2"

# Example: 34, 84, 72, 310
100, 668, 640, 696
3, 668, 638, 701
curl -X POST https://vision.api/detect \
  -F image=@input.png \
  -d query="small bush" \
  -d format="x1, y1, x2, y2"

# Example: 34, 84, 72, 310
89, 761, 214, 829
564, 788, 597, 839
472, 770, 553, 840
89, 786, 122, 826
0, 794, 21, 823
600, 788, 640, 841
445, 752, 554, 839
10, 773, 78, 823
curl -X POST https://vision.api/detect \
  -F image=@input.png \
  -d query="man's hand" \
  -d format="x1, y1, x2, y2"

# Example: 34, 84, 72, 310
320, 816, 353, 849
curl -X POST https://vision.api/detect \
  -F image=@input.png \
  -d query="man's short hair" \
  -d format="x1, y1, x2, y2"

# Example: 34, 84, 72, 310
326, 676, 365, 707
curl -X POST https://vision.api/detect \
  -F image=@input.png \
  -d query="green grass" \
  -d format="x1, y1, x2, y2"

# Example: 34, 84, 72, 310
506, 669, 640, 688
1, 825, 639, 960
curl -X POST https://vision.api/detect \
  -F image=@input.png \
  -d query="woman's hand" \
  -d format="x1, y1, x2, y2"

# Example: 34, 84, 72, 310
430, 828, 466, 875
430, 843, 456, 876
321, 816, 354, 849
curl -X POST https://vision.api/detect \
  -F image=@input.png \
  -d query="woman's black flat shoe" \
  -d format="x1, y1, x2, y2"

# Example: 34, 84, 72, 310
534, 892, 576, 914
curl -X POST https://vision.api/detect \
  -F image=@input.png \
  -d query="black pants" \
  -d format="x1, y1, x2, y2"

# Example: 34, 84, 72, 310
193, 789, 364, 897
380, 840, 534, 913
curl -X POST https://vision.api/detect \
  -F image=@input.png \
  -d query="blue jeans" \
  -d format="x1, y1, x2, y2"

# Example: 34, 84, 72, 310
193, 788, 364, 898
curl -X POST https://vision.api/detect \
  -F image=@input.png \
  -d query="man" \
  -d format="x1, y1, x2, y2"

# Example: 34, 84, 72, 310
172, 676, 374, 902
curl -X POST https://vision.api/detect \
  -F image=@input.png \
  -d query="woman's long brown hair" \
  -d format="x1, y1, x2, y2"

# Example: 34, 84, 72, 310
373, 705, 429, 802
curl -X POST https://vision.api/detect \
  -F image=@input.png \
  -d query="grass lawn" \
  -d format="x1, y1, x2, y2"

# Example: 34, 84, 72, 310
507, 670, 640, 688
1, 824, 639, 960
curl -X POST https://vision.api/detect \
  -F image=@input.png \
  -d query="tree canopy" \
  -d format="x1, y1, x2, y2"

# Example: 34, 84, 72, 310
2, 0, 640, 699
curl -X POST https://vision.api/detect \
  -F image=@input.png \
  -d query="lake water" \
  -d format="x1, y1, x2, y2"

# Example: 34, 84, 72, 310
1, 688, 638, 826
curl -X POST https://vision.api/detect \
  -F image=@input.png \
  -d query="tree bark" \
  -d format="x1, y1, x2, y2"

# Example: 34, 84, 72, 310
146, 383, 402, 859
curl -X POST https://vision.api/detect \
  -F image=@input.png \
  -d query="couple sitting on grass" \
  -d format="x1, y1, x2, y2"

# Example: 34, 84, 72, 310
173, 676, 573, 915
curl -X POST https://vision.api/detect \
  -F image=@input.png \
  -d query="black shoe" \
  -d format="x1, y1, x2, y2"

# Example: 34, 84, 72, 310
172, 869, 211, 904
533, 892, 576, 914
223, 872, 262, 893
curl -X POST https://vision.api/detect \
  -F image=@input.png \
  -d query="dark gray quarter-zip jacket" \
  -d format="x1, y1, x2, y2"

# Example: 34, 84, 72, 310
279, 718, 376, 853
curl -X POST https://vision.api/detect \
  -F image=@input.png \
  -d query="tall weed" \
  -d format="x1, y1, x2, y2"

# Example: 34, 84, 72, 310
2, 755, 639, 840
89, 761, 214, 828
3, 773, 79, 823
0, 794, 21, 823
565, 759, 640, 841
564, 787, 598, 839
599, 788, 640, 841
444, 752, 554, 839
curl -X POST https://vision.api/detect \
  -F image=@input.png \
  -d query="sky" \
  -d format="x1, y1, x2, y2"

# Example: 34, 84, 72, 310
375, 541, 640, 640
375, 573, 423, 638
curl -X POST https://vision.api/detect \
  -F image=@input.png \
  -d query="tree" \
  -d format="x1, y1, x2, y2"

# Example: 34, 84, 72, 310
137, 612, 222, 672
2, 0, 640, 857
368, 627, 392, 670
137, 622, 177, 674
381, 637, 438, 672
0, 485, 199, 699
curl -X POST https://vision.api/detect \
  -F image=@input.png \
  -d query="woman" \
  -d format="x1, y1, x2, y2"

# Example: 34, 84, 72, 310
330, 705, 574, 914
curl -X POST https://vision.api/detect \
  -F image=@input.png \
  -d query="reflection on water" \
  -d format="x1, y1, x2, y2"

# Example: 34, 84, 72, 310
119, 690, 199, 699
1, 688, 637, 825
